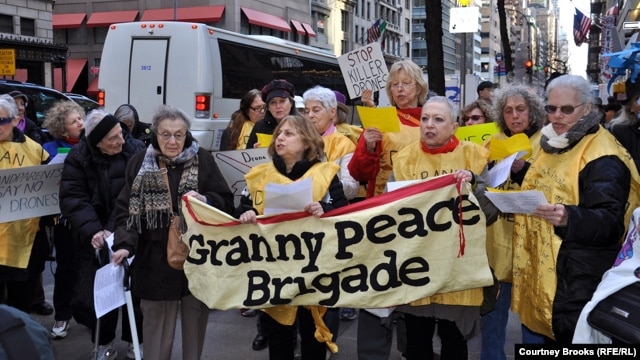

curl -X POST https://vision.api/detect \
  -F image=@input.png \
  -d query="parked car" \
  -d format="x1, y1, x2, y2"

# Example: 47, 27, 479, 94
65, 93, 100, 115
0, 80, 71, 126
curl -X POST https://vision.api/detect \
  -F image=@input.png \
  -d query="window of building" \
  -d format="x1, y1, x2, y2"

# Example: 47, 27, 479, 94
367, 2, 371, 20
341, 11, 348, 32
341, 40, 348, 55
93, 27, 108, 45
20, 18, 35, 37
317, 18, 325, 34
0, 15, 13, 34
405, 18, 410, 34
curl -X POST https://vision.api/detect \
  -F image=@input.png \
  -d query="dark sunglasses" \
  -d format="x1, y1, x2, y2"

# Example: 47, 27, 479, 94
462, 115, 485, 122
544, 103, 584, 115
0, 117, 13, 125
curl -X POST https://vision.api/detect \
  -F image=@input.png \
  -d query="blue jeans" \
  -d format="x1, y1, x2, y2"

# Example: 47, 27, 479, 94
522, 324, 548, 344
481, 282, 511, 360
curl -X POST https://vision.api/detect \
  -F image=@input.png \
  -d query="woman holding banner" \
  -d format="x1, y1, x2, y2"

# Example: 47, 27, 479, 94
392, 96, 497, 360
236, 114, 348, 360
479, 85, 545, 360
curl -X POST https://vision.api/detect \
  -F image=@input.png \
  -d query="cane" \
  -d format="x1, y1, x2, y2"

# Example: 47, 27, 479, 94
92, 249, 102, 360
122, 259, 141, 360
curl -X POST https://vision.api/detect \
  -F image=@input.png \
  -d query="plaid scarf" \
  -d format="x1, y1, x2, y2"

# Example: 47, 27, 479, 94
127, 142, 200, 233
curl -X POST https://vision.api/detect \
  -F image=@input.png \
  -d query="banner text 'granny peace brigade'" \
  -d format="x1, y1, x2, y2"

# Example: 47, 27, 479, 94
182, 174, 493, 310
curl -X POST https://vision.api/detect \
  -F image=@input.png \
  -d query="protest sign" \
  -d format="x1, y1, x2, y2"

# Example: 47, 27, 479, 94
338, 44, 389, 99
213, 148, 270, 206
0, 163, 63, 222
182, 174, 493, 310
455, 122, 500, 145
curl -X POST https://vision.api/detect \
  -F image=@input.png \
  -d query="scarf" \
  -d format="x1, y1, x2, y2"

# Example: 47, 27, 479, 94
16, 118, 25, 132
540, 112, 600, 154
63, 136, 79, 145
420, 135, 460, 154
127, 141, 200, 233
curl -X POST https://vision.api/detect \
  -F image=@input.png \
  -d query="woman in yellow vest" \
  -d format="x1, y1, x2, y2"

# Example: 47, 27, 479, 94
480, 85, 545, 359
236, 114, 348, 360
219, 89, 265, 151
393, 96, 497, 360
511, 75, 640, 344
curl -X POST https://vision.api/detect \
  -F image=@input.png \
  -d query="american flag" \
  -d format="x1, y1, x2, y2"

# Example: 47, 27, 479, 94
367, 18, 387, 44
573, 7, 591, 46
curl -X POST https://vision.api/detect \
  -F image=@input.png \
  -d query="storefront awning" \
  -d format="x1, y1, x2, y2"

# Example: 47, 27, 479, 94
53, 13, 86, 29
87, 77, 99, 95
290, 20, 305, 36
241, 7, 291, 33
302, 23, 316, 37
86, 10, 138, 28
66, 58, 87, 93
140, 6, 225, 22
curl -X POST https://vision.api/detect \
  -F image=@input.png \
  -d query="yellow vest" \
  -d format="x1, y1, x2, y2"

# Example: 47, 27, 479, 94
394, 140, 490, 306
484, 131, 541, 282
512, 127, 640, 339
322, 132, 355, 163
335, 123, 362, 146
236, 121, 255, 150
0, 138, 49, 269
374, 123, 421, 197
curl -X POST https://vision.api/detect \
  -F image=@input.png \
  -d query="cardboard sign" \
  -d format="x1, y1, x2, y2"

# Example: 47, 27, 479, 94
0, 163, 63, 222
338, 44, 389, 99
213, 148, 270, 207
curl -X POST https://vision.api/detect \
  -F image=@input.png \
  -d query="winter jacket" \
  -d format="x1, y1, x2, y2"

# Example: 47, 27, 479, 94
609, 120, 640, 173
113, 147, 234, 300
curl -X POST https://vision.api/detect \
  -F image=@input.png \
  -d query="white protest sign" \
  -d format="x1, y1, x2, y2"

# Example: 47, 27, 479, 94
338, 44, 389, 99
213, 148, 270, 207
450, 6, 480, 34
0, 163, 63, 222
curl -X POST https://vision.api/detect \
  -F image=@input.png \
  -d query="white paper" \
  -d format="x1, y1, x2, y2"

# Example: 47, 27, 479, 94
485, 152, 529, 188
484, 190, 548, 214
385, 180, 419, 193
263, 177, 313, 215
364, 307, 396, 318
105, 233, 134, 264
94, 263, 125, 318
48, 153, 67, 164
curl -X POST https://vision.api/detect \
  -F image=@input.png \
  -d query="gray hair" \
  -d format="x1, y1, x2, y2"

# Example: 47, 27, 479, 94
0, 95, 17, 119
84, 108, 111, 137
302, 86, 337, 111
114, 105, 136, 124
546, 74, 594, 106
149, 105, 191, 132
423, 96, 457, 122
492, 84, 546, 134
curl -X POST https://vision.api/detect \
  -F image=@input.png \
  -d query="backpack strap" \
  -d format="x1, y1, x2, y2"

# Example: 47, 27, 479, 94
0, 308, 41, 360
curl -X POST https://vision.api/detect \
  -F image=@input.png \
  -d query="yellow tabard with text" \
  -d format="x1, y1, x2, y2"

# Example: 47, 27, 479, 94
373, 122, 420, 197
236, 121, 255, 150
323, 132, 355, 163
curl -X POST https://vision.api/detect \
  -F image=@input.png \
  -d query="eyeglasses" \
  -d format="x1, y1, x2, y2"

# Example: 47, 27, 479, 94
250, 106, 266, 113
544, 103, 584, 115
462, 115, 485, 122
158, 132, 185, 141
390, 82, 415, 90
0, 117, 13, 125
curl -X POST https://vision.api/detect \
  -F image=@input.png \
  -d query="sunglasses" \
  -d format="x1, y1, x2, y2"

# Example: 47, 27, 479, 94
0, 117, 13, 125
544, 103, 584, 115
462, 115, 485, 122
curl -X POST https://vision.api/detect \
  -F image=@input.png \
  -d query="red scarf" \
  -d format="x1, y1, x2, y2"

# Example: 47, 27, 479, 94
64, 136, 80, 145
397, 107, 422, 127
420, 135, 460, 154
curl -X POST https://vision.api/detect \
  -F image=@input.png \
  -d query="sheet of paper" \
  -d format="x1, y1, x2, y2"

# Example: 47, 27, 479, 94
484, 189, 549, 214
48, 153, 67, 164
364, 307, 396, 318
485, 151, 527, 188
94, 263, 125, 318
104, 233, 134, 264
264, 177, 313, 215
255, 133, 273, 148
385, 180, 419, 193
488, 133, 532, 160
356, 106, 400, 132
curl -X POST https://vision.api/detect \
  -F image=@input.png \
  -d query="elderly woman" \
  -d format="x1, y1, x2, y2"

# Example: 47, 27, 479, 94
220, 89, 265, 151
246, 79, 298, 149
0, 95, 49, 313
393, 96, 496, 360
479, 85, 545, 360
511, 75, 640, 344
460, 99, 495, 126
111, 105, 233, 360
59, 108, 145, 359
114, 104, 151, 146
236, 114, 348, 360
41, 100, 85, 339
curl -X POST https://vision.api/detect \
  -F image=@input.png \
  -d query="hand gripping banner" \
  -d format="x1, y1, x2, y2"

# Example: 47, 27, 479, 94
182, 174, 493, 310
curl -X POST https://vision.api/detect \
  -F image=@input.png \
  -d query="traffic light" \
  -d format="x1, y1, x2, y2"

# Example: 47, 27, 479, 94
525, 59, 533, 74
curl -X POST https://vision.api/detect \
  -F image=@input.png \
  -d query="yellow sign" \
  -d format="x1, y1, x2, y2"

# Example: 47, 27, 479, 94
356, 106, 400, 132
0, 49, 16, 76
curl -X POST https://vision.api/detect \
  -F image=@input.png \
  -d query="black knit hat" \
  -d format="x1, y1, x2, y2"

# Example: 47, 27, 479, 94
261, 79, 295, 103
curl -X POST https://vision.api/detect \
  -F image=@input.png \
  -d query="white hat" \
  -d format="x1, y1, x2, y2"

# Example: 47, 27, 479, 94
294, 96, 304, 110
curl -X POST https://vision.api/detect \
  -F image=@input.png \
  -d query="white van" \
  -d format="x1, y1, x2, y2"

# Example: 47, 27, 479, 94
98, 22, 348, 151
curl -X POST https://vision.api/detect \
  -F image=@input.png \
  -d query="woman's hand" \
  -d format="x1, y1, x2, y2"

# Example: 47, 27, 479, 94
111, 249, 130, 265
184, 190, 206, 203
305, 202, 324, 217
91, 230, 107, 250
363, 128, 383, 152
453, 169, 474, 183
511, 159, 525, 173
239, 210, 258, 224
361, 89, 376, 108
533, 203, 568, 227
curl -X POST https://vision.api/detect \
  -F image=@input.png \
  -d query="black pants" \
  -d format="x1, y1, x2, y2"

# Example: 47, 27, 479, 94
53, 223, 76, 321
404, 314, 468, 360
264, 307, 326, 360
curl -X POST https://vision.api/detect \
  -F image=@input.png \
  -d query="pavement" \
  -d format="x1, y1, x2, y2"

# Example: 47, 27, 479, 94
33, 267, 521, 359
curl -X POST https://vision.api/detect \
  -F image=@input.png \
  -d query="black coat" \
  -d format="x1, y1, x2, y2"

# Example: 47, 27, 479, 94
609, 121, 640, 173
113, 147, 234, 300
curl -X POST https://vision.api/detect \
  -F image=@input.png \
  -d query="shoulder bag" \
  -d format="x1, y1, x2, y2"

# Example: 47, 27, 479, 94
160, 162, 189, 270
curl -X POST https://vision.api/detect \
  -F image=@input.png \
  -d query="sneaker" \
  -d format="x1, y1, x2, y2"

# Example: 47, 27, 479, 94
339, 308, 358, 321
50, 320, 69, 339
240, 308, 257, 317
126, 342, 143, 359
97, 343, 118, 360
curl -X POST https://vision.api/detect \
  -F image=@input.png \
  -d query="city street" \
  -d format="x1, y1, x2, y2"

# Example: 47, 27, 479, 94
35, 266, 520, 359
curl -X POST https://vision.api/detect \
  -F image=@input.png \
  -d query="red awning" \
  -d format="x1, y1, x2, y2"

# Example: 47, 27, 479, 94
86, 10, 138, 28
290, 20, 305, 36
140, 6, 224, 22
87, 77, 99, 95
53, 13, 86, 29
66, 58, 87, 93
241, 7, 291, 33
302, 23, 316, 37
